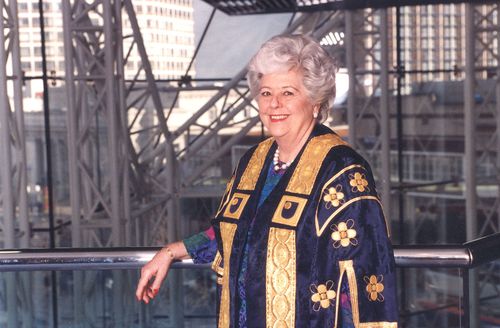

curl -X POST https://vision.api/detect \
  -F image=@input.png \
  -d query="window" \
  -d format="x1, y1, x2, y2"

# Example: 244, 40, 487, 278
21, 61, 31, 70
21, 47, 31, 56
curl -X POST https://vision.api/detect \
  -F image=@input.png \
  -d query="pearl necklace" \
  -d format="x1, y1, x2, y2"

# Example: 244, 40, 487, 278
273, 148, 293, 171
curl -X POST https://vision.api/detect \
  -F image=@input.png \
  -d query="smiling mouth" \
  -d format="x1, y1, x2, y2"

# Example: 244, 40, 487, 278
270, 114, 289, 122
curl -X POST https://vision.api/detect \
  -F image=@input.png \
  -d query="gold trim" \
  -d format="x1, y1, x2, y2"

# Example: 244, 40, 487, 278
286, 134, 347, 195
335, 260, 360, 328
215, 175, 235, 217
211, 251, 223, 276
271, 195, 308, 227
237, 138, 274, 190
359, 322, 398, 328
344, 260, 360, 327
316, 196, 381, 236
321, 165, 365, 193
218, 222, 237, 328
334, 261, 346, 328
223, 192, 250, 220
266, 227, 296, 328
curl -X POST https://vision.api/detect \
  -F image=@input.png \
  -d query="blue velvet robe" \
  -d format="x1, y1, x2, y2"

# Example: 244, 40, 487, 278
199, 124, 398, 327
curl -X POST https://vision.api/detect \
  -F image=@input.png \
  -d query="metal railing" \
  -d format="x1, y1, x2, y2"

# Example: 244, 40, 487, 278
0, 232, 498, 272
0, 232, 499, 328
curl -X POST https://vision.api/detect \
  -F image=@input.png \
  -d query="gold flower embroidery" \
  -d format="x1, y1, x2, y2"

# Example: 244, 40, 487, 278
323, 185, 345, 209
364, 275, 385, 302
349, 172, 369, 192
331, 219, 358, 248
310, 280, 336, 311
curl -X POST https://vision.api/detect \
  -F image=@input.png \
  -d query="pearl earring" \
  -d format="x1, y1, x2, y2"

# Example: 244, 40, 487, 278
313, 112, 318, 119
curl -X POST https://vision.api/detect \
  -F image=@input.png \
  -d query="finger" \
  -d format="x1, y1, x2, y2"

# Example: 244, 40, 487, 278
136, 273, 152, 301
150, 265, 169, 292
147, 287, 155, 299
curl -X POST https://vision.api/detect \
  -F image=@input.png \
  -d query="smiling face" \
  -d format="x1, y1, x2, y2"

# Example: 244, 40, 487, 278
257, 69, 318, 144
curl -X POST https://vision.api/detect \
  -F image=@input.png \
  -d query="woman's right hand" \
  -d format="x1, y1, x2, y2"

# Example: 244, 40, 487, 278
135, 246, 175, 304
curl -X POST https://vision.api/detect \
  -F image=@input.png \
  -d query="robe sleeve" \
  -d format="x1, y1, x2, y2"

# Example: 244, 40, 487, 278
333, 198, 398, 326
183, 171, 237, 265
316, 163, 398, 326
182, 227, 217, 264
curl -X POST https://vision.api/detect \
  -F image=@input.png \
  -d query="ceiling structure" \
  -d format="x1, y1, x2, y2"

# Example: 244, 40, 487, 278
202, 0, 497, 15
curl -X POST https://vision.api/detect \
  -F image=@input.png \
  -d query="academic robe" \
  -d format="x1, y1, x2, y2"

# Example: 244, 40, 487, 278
186, 124, 398, 328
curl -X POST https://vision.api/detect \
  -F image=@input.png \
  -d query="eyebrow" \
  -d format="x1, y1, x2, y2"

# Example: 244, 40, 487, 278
259, 85, 300, 91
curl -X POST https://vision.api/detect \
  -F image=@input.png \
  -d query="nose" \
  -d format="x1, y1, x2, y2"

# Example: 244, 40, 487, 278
270, 95, 280, 108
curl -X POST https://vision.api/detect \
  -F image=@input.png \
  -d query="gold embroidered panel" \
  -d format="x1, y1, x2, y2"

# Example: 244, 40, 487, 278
211, 251, 223, 276
237, 138, 274, 191
266, 227, 296, 328
223, 192, 250, 220
215, 175, 235, 217
286, 134, 347, 195
271, 195, 308, 227
218, 222, 237, 328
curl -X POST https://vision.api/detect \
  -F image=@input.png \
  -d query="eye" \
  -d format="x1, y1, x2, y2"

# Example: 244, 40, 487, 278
260, 90, 271, 97
283, 90, 294, 96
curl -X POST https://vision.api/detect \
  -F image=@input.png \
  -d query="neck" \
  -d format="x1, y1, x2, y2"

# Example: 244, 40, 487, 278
275, 122, 316, 162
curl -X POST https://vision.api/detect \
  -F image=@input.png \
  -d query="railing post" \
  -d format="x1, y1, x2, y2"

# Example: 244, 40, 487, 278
463, 268, 469, 328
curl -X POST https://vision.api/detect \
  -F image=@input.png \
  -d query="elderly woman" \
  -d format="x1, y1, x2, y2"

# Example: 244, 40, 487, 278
136, 34, 398, 327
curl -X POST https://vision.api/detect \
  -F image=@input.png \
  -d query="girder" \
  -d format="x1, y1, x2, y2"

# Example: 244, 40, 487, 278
0, 0, 31, 326
465, 5, 499, 326
345, 8, 392, 219
468, 4, 500, 237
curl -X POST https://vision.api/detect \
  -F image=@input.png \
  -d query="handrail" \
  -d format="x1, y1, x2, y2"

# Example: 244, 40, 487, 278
0, 232, 499, 272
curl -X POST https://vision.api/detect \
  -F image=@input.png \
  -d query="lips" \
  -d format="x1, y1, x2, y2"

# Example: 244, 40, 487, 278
269, 114, 289, 122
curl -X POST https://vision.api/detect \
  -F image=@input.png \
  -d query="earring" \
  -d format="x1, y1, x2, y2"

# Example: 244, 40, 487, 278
313, 112, 318, 119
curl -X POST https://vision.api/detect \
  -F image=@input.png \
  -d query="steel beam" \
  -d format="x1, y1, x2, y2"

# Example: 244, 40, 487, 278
345, 8, 392, 227
0, 0, 30, 326
464, 4, 479, 327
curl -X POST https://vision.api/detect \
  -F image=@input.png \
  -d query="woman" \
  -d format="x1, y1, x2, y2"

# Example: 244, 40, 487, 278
136, 34, 398, 327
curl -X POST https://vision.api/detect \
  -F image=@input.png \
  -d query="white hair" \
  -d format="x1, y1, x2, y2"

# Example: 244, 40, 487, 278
247, 34, 337, 121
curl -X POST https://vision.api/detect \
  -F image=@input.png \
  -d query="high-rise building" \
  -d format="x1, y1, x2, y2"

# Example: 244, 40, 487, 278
17, 0, 195, 99
387, 4, 497, 92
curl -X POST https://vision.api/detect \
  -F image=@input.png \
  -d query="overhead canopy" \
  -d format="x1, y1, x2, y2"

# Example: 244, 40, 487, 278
202, 0, 495, 15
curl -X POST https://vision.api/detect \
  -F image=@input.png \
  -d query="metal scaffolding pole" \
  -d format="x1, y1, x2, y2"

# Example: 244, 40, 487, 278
345, 11, 356, 147
345, 8, 391, 221
62, 2, 84, 326
379, 9, 392, 228
496, 5, 500, 235
8, 0, 33, 324
0, 0, 32, 325
464, 4, 479, 327
0, 10, 18, 326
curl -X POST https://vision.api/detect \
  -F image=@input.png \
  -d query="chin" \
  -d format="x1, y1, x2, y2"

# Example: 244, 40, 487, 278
267, 128, 288, 139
